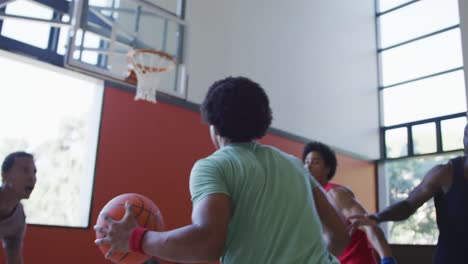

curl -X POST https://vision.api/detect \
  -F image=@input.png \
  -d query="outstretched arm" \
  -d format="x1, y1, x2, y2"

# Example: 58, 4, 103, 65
374, 164, 450, 223
328, 187, 392, 259
349, 163, 451, 231
313, 186, 350, 256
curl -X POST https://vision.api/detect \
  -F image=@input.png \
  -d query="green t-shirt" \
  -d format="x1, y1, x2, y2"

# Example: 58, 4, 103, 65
190, 142, 339, 264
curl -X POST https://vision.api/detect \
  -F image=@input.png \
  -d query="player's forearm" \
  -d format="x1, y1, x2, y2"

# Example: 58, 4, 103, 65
141, 225, 224, 263
363, 225, 392, 258
375, 200, 415, 223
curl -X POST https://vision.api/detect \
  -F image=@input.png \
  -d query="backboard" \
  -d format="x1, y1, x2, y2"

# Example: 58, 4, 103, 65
65, 0, 187, 99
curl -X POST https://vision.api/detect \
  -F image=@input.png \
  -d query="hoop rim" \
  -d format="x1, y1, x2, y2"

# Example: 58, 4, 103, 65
127, 49, 177, 73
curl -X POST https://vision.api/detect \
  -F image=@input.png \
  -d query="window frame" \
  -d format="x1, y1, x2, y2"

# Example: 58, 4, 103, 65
0, 50, 104, 229
375, 0, 466, 160
375, 0, 467, 246
0, 0, 70, 66
0, 0, 187, 229
381, 112, 466, 160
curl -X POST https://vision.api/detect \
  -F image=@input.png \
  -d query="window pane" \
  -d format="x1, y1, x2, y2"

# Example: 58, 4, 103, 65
413, 123, 437, 154
386, 128, 408, 158
442, 117, 467, 151
56, 15, 71, 55
379, 0, 460, 48
383, 152, 462, 244
0, 51, 103, 227
1, 0, 53, 49
378, 0, 414, 13
73, 30, 102, 66
380, 29, 463, 86
382, 70, 466, 126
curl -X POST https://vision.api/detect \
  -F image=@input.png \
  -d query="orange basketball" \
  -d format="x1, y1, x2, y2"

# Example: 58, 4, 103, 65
95, 193, 164, 264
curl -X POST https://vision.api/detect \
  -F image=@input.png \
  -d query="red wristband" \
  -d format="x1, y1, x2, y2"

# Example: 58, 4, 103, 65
129, 226, 149, 254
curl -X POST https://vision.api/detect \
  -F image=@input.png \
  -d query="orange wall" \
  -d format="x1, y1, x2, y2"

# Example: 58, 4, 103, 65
261, 135, 377, 212
333, 154, 377, 212
9, 86, 375, 263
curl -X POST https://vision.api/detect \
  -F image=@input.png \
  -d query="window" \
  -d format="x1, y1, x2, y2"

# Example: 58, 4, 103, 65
412, 123, 437, 155
1, 0, 54, 49
382, 70, 466, 126
0, 0, 186, 228
376, 0, 467, 245
380, 29, 463, 87
385, 128, 408, 158
441, 117, 466, 151
0, 50, 103, 228
378, 0, 459, 49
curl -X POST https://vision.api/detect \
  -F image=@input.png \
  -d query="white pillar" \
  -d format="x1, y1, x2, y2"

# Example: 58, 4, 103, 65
458, 0, 468, 113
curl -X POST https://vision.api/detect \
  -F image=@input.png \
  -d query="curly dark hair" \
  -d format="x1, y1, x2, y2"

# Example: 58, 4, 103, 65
201, 76, 272, 142
302, 141, 337, 181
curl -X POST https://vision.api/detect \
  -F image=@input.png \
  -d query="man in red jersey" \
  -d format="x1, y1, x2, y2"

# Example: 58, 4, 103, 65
303, 141, 396, 264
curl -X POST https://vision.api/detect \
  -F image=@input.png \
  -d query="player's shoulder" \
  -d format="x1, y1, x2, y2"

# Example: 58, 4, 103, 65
327, 184, 354, 203
423, 158, 460, 186
193, 146, 246, 172
429, 160, 455, 177
251, 144, 302, 165
327, 184, 354, 199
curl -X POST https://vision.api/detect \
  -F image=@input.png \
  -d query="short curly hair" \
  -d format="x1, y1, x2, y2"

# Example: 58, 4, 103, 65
302, 141, 337, 181
201, 77, 272, 142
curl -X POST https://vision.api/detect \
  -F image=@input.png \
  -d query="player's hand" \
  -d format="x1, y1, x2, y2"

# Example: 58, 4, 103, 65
347, 213, 379, 232
94, 201, 138, 259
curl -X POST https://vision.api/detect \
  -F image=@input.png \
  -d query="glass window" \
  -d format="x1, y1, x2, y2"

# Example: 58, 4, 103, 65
56, 15, 71, 55
383, 152, 462, 244
386, 128, 408, 158
412, 123, 437, 155
382, 70, 466, 126
442, 117, 467, 151
378, 0, 460, 48
0, 51, 103, 228
1, 0, 54, 49
72, 30, 103, 66
378, 0, 414, 13
380, 28, 463, 86
378, 0, 466, 247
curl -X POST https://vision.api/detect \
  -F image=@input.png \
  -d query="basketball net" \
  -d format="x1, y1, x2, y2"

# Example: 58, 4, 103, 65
127, 49, 176, 103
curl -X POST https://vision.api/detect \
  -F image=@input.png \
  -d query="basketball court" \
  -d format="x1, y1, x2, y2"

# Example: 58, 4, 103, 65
0, 1, 466, 264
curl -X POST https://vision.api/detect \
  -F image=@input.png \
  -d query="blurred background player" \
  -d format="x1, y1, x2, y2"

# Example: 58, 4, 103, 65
0, 151, 37, 264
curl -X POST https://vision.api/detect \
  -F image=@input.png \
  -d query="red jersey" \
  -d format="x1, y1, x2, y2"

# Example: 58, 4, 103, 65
325, 182, 377, 264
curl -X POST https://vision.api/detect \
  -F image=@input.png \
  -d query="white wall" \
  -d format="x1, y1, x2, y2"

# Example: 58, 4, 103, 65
185, 0, 380, 159
458, 0, 468, 110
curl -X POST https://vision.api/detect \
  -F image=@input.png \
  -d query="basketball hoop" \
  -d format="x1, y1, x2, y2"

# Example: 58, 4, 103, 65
127, 49, 176, 103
